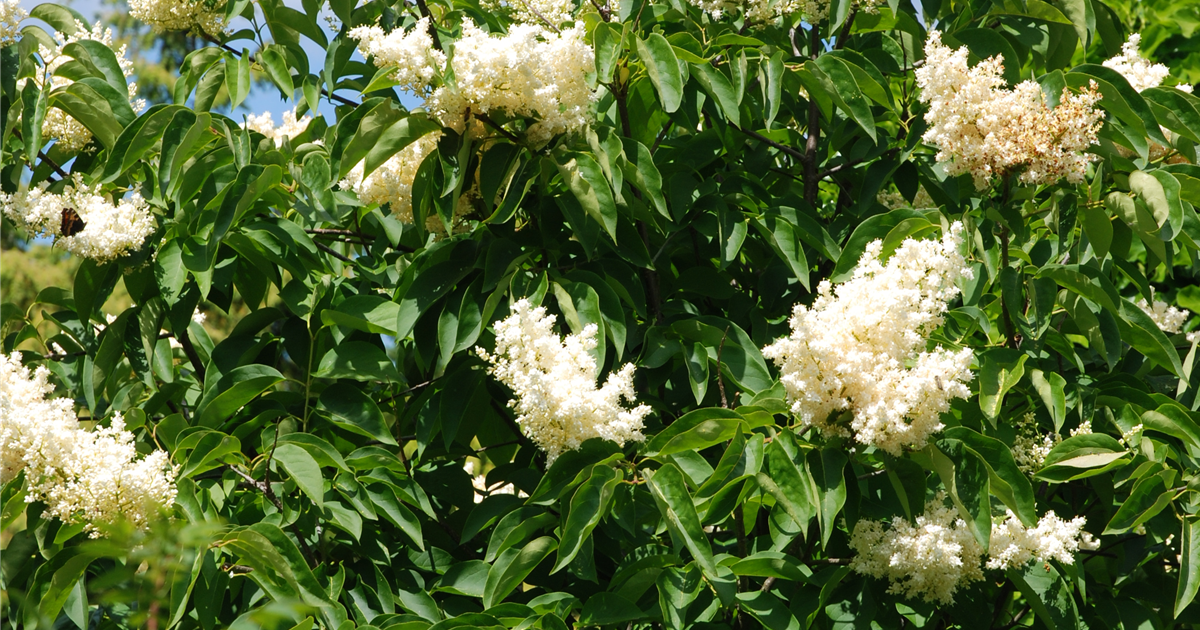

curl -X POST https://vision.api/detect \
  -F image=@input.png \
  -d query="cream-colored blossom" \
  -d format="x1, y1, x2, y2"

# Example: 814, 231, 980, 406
1103, 34, 1176, 93
0, 353, 176, 535
849, 494, 985, 604
0, 0, 27, 45
23, 21, 146, 153
242, 111, 315, 148
916, 31, 1103, 190
482, 0, 577, 27
128, 0, 225, 35
339, 133, 440, 224
477, 299, 650, 463
429, 20, 595, 145
1, 175, 155, 262
1135, 295, 1190, 334
762, 223, 974, 455
987, 511, 1096, 570
687, 0, 879, 22
348, 18, 446, 94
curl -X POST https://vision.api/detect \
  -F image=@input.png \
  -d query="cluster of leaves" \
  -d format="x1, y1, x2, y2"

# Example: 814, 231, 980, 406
3, 0, 1200, 628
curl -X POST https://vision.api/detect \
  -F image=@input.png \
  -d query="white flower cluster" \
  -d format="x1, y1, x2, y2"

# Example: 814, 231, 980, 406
0, 353, 177, 534
351, 19, 595, 146
242, 111, 315, 148
987, 510, 1098, 570
1136, 295, 1190, 335
348, 18, 446, 94
762, 223, 974, 455
849, 494, 984, 604
0, 0, 27, 45
128, 0, 225, 36
850, 495, 1097, 603
916, 32, 1104, 190
687, 0, 879, 23
480, 0, 578, 28
477, 299, 650, 463
1103, 34, 1191, 93
339, 133, 440, 225
24, 21, 146, 153
877, 185, 936, 210
1012, 413, 1092, 473
1, 175, 155, 262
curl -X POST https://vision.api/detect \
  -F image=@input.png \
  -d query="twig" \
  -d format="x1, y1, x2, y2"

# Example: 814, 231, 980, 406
803, 27, 821, 205
230, 465, 319, 565
816, 148, 898, 179
179, 328, 207, 382
413, 0, 443, 51
733, 125, 806, 162
716, 326, 730, 409
316, 241, 354, 262
476, 112, 523, 145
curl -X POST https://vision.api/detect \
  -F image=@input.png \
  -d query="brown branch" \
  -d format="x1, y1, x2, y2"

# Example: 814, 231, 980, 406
413, 0, 443, 51
612, 76, 665, 324
716, 326, 730, 409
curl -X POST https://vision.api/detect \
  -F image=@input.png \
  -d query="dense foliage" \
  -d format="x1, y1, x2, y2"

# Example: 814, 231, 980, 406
4, 0, 1200, 627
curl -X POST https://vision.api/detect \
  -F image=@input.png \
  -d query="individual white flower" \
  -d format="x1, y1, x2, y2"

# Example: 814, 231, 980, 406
1135, 295, 1190, 334
877, 185, 936, 210
241, 111, 315, 148
348, 18, 447, 94
1, 175, 155, 262
0, 353, 176, 535
128, 0, 225, 36
986, 511, 1095, 570
916, 31, 1103, 190
0, 0, 27, 45
428, 20, 596, 145
849, 493, 985, 604
21, 21, 146, 153
477, 299, 650, 463
192, 308, 206, 324
339, 133, 441, 224
762, 223, 974, 455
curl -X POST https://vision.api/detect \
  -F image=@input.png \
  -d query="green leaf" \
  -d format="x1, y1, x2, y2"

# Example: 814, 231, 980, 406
683, 342, 709, 405
1008, 562, 1081, 630
580, 592, 645, 626
315, 341, 401, 382
1030, 369, 1067, 431
1130, 170, 1185, 240
978, 350, 1028, 420
645, 464, 717, 580
736, 590, 801, 630
753, 216, 810, 291
831, 208, 926, 282
317, 386, 397, 445
274, 443, 325, 510
1080, 203, 1113, 260
321, 295, 402, 336
691, 62, 741, 127
195, 366, 285, 427
808, 448, 847, 550
1119, 297, 1185, 377
942, 427, 1036, 526
1178, 517, 1200, 618
642, 408, 743, 457
1037, 434, 1129, 482
483, 536, 558, 608
762, 439, 817, 533
813, 56, 876, 142
637, 33, 683, 113
553, 465, 620, 572
593, 22, 622, 85
1104, 471, 1175, 534
226, 49, 251, 108
259, 45, 295, 97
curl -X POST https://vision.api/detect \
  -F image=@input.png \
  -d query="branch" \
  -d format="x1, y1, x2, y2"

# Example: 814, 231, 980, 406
316, 241, 354, 262
230, 465, 319, 565
733, 125, 806, 162
816, 148, 898, 179
476, 112, 523, 145
413, 0, 444, 51
803, 27, 821, 205
178, 328, 207, 382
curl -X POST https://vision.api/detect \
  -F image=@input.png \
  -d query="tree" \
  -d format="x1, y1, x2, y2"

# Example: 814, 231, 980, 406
3, 0, 1200, 627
